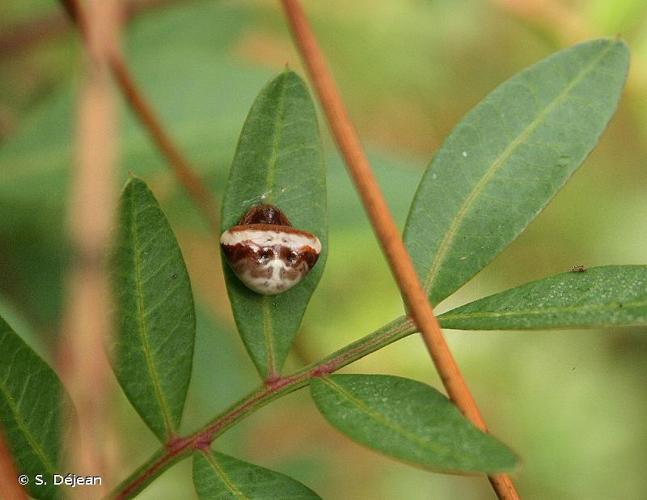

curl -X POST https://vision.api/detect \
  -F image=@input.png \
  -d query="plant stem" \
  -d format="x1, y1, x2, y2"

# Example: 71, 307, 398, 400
58, 0, 220, 236
0, 427, 27, 500
111, 316, 415, 498
56, 0, 121, 495
279, 1, 519, 498
108, 55, 220, 234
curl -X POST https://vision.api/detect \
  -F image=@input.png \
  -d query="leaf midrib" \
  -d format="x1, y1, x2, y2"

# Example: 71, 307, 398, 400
260, 75, 290, 377
200, 450, 249, 499
423, 43, 615, 296
130, 194, 174, 438
0, 363, 57, 477
440, 297, 647, 322
320, 377, 452, 459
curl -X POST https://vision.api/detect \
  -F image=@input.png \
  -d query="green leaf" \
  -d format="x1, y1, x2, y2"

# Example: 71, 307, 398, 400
193, 449, 320, 499
0, 316, 73, 499
404, 38, 630, 305
310, 374, 517, 474
220, 71, 327, 379
111, 177, 196, 441
439, 265, 647, 330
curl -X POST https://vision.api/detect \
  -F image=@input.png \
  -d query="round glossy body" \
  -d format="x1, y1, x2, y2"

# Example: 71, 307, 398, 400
220, 205, 321, 295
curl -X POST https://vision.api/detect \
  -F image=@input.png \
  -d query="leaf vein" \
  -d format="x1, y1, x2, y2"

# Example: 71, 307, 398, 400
0, 370, 57, 475
422, 44, 615, 296
201, 451, 249, 499
321, 377, 449, 456
441, 298, 647, 322
130, 188, 175, 437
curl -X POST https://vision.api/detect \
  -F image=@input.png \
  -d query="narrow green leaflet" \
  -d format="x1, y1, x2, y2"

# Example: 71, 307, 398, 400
111, 177, 195, 441
0, 316, 73, 499
220, 71, 327, 379
439, 265, 647, 330
404, 38, 629, 306
193, 449, 320, 499
310, 375, 517, 474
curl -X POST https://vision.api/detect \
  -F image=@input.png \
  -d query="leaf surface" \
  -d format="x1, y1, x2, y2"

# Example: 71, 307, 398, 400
0, 316, 73, 499
112, 177, 195, 441
439, 265, 647, 330
220, 71, 326, 379
310, 374, 517, 474
404, 38, 630, 305
193, 449, 320, 499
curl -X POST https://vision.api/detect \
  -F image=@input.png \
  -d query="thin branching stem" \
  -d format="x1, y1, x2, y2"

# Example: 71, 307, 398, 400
58, 0, 220, 235
279, 1, 519, 498
51, 1, 519, 497
110, 316, 416, 498
108, 56, 220, 234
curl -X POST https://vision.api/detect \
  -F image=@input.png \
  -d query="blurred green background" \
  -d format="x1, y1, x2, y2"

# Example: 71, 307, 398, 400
1, 0, 646, 498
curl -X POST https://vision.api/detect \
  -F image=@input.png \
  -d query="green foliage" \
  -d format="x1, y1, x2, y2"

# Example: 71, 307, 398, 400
404, 38, 630, 306
0, 316, 73, 499
102, 41, 638, 494
220, 71, 327, 379
439, 266, 647, 330
0, 6, 640, 495
111, 177, 196, 441
310, 375, 517, 474
192, 450, 320, 499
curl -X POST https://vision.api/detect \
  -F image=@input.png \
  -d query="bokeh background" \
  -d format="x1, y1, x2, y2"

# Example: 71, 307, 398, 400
1, 0, 647, 498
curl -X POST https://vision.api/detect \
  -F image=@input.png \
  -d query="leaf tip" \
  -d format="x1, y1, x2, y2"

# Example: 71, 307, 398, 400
121, 174, 149, 198
593, 36, 630, 61
609, 35, 630, 53
278, 68, 306, 88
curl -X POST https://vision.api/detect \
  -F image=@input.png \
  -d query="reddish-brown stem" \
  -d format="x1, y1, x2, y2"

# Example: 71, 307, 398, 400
0, 426, 27, 500
58, 0, 220, 236
108, 55, 220, 234
111, 317, 416, 498
280, 1, 519, 498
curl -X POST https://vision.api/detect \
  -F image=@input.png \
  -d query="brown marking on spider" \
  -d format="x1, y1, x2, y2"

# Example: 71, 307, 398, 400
220, 205, 321, 295
238, 204, 292, 226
